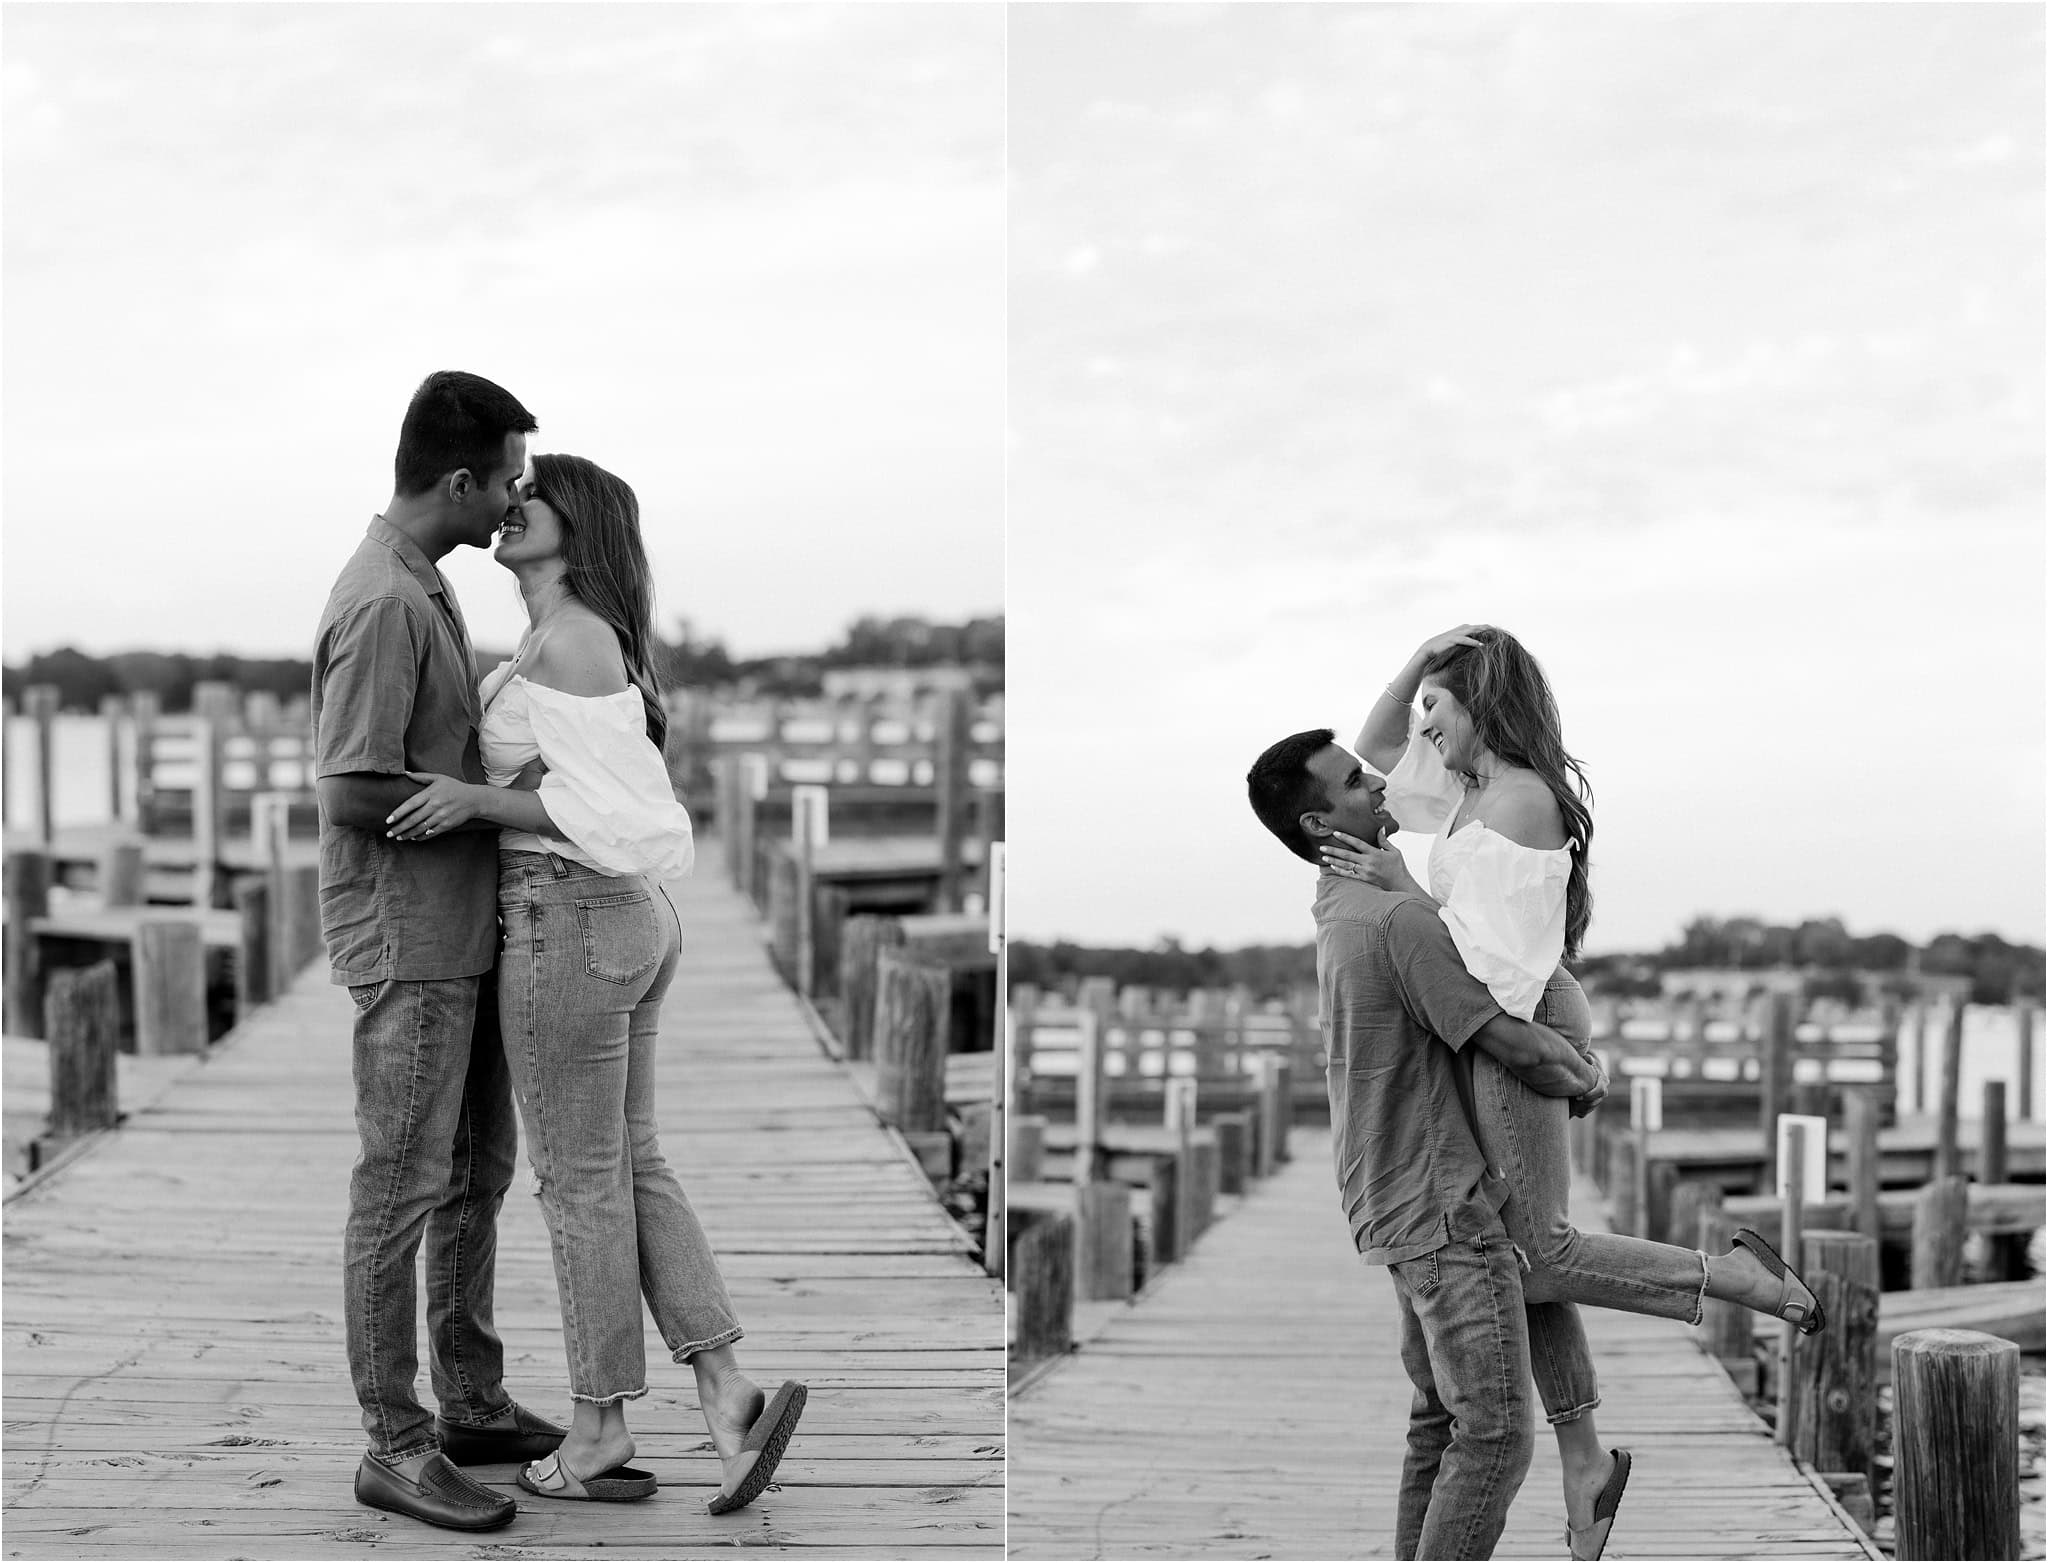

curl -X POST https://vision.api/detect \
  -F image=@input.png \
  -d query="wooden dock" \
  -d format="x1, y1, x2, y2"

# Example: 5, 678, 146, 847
2, 860, 1003, 1559
1008, 1128, 1881, 1561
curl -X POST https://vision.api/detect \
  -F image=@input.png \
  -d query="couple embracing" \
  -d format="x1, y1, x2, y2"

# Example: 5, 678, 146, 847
314, 371, 805, 1532
1248, 626, 1828, 1561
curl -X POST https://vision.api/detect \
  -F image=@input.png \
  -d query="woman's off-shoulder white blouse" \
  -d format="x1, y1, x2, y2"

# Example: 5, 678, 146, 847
1381, 720, 1571, 1021
477, 659, 695, 884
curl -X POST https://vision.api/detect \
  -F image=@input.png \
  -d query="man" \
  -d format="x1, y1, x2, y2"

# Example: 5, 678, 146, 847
1246, 728, 1604, 1560
313, 370, 560, 1532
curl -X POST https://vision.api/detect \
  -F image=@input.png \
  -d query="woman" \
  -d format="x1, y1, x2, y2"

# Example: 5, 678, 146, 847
1323, 624, 1823, 1561
385, 453, 805, 1513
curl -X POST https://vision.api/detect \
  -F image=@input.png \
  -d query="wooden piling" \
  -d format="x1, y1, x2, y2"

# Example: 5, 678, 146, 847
43, 959, 120, 1139
235, 877, 272, 1020
1165, 1077, 1197, 1263
100, 694, 129, 825
1891, 1329, 2021, 1561
188, 716, 224, 910
1011, 1115, 1046, 1184
1981, 1079, 2008, 1184
1792, 1230, 1879, 1484
1775, 1118, 1810, 1449
791, 784, 825, 998
281, 865, 323, 980
1910, 1175, 1969, 1290
1669, 1180, 1722, 1260
99, 837, 145, 908
26, 684, 59, 845
134, 919, 207, 1055
839, 915, 906, 1062
1607, 1127, 1640, 1238
5, 847, 52, 1038
2017, 1004, 2036, 1122
1075, 1182, 1135, 1301
873, 946, 949, 1133
987, 862, 1006, 1280
1760, 994, 1795, 1189
932, 688, 971, 914
1843, 1086, 1882, 1242
1011, 1211, 1075, 1359
1213, 1110, 1251, 1195
1935, 1000, 1964, 1182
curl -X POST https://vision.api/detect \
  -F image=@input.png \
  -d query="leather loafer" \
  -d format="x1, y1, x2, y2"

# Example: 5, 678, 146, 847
354, 1452, 516, 1531
436, 1403, 568, 1467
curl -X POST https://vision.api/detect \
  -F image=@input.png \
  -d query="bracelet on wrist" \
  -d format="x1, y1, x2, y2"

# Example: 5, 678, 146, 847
1384, 684, 1412, 707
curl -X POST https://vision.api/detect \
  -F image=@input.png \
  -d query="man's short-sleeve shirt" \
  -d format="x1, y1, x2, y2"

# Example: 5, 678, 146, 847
311, 518, 497, 985
1313, 871, 1507, 1264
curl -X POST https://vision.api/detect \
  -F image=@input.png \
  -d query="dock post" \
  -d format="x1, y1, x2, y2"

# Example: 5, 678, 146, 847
791, 784, 826, 999
1891, 1329, 2021, 1560
1979, 1080, 2025, 1278
839, 914, 905, 1061
1843, 1086, 1882, 1242
1072, 1001, 1134, 1300
873, 946, 949, 1133
282, 864, 323, 983
128, 690, 160, 835
5, 847, 52, 1038
1605, 1126, 1640, 1237
1910, 1176, 1968, 1290
1669, 1180, 1721, 1262
1907, 1001, 1927, 1118
713, 755, 741, 888
235, 876, 272, 1020
1759, 993, 1795, 1190
133, 919, 207, 1055
251, 792, 292, 996
1793, 1229, 1879, 1485
1935, 999, 1964, 1182
933, 688, 971, 914
99, 837, 145, 908
1011, 1211, 1075, 1360
43, 959, 121, 1139
2017, 1003, 2036, 1122
1165, 1077, 1197, 1263
1010, 1115, 1046, 1183
26, 685, 60, 845
1212, 1110, 1250, 1194
101, 694, 128, 825
1774, 1118, 1810, 1449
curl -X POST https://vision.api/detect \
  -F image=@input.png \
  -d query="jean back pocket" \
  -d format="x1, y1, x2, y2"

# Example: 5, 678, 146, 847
573, 890, 661, 985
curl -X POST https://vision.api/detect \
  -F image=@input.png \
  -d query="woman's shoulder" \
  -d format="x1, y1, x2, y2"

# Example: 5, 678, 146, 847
525, 610, 628, 697
1476, 772, 1565, 850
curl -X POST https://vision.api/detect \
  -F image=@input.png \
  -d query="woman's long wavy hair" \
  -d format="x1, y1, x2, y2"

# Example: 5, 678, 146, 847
528, 453, 667, 750
1421, 626, 1595, 960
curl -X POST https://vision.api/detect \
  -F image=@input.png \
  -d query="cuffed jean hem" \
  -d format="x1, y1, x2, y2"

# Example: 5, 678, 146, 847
370, 1440, 445, 1465
571, 1385, 652, 1408
670, 1325, 745, 1364
435, 1400, 516, 1431
1545, 1397, 1602, 1426
1688, 1248, 1708, 1327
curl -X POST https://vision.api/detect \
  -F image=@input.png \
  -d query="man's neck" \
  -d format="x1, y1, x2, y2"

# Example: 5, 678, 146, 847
379, 494, 461, 564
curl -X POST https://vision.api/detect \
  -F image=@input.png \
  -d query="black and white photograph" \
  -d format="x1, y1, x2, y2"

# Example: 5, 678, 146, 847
1005, 5, 2043, 1560
3, 5, 1004, 1556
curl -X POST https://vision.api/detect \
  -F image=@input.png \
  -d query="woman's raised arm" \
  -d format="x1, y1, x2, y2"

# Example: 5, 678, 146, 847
1354, 623, 1484, 774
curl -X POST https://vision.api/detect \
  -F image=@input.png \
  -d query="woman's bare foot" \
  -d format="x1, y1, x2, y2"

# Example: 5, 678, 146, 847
555, 1425, 636, 1480
696, 1360, 767, 1496
1562, 1448, 1618, 1558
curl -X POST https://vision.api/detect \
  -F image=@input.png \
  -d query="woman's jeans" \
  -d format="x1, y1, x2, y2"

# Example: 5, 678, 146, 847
1475, 970, 1709, 1423
498, 850, 742, 1404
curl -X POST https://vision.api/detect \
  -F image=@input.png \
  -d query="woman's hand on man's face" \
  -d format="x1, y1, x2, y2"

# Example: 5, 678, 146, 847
1320, 828, 1420, 894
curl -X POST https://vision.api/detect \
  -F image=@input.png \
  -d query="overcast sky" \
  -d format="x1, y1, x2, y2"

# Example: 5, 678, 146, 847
1007, 3, 2044, 955
3, 2, 1002, 661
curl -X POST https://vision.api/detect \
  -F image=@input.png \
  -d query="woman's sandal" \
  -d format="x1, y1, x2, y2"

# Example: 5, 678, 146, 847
1565, 1448, 1631, 1562
517, 1451, 658, 1503
1731, 1227, 1827, 1335
707, 1380, 808, 1515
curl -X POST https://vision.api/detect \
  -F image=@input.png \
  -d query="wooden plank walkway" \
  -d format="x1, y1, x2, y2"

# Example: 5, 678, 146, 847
2, 861, 1003, 1559
1009, 1129, 1880, 1561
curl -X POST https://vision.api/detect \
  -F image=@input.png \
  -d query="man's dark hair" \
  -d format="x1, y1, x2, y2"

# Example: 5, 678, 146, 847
393, 371, 538, 497
1246, 727, 1336, 865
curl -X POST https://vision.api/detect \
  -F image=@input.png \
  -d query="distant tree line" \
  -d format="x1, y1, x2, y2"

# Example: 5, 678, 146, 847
2, 613, 1005, 713
1014, 914, 2046, 1008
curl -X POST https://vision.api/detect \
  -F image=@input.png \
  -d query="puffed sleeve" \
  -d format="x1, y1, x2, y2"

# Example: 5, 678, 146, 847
1435, 829, 1569, 1021
1381, 715, 1464, 834
522, 683, 696, 882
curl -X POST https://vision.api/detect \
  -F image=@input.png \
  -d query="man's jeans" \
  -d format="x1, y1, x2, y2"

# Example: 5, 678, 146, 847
343, 973, 519, 1460
1387, 1194, 1536, 1561
498, 852, 742, 1404
1478, 973, 1709, 1424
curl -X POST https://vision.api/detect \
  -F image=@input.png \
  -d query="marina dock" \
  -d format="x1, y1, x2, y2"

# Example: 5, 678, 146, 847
2, 860, 1003, 1559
